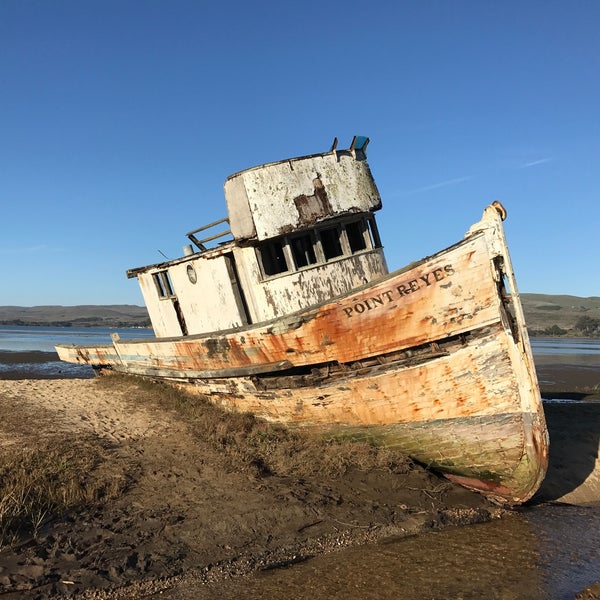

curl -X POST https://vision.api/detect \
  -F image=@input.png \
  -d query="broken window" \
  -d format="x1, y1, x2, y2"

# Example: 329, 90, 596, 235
319, 225, 344, 260
257, 215, 382, 279
259, 240, 289, 276
153, 271, 175, 298
290, 232, 317, 269
345, 220, 367, 253
365, 216, 382, 249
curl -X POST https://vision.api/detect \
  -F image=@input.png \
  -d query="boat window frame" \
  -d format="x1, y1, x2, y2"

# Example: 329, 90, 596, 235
256, 214, 382, 281
317, 223, 344, 261
289, 231, 318, 269
153, 270, 176, 299
345, 219, 368, 253
366, 215, 382, 249
257, 238, 290, 277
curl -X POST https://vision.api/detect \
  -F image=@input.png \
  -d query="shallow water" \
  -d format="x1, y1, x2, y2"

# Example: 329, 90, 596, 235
532, 337, 600, 369
0, 355, 94, 379
532, 337, 600, 357
0, 325, 152, 353
193, 504, 600, 600
524, 504, 600, 599
0, 325, 153, 378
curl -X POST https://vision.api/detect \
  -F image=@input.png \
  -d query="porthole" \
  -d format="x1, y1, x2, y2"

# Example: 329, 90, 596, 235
187, 264, 197, 284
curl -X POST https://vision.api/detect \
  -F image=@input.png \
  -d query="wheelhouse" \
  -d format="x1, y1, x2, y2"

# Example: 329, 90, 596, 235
127, 137, 389, 338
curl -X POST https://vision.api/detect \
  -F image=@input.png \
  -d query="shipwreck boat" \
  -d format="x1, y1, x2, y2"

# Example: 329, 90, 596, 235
56, 136, 548, 504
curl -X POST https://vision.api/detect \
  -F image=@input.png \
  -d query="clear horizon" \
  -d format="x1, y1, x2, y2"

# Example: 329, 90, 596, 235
1, 1, 599, 305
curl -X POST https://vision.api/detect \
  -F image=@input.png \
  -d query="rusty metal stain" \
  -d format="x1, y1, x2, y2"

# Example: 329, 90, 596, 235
203, 337, 231, 360
293, 176, 333, 225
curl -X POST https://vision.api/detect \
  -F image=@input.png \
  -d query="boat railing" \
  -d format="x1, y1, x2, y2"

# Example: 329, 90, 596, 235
186, 218, 233, 252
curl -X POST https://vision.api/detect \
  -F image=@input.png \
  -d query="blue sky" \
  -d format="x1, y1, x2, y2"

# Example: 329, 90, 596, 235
1, 0, 598, 306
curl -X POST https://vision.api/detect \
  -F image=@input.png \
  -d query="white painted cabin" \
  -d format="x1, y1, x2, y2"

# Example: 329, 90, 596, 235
127, 137, 389, 338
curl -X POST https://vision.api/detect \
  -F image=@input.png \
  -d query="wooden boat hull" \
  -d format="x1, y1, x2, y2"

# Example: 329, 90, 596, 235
56, 204, 549, 504
163, 325, 547, 504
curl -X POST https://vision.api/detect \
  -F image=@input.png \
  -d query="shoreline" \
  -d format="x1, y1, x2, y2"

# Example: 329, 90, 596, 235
2, 350, 598, 399
535, 363, 600, 400
0, 351, 94, 380
0, 350, 60, 364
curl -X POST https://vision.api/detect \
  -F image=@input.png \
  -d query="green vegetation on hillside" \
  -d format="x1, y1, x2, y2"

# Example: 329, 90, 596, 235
521, 294, 600, 337
0, 305, 150, 328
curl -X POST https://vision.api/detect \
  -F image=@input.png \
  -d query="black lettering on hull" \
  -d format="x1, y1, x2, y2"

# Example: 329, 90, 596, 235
342, 263, 455, 318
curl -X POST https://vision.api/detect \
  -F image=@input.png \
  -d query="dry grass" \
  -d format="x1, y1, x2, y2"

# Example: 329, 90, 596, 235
0, 436, 130, 548
96, 374, 414, 479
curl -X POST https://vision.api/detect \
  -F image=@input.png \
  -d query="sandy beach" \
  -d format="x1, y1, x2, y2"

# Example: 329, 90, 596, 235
0, 360, 598, 598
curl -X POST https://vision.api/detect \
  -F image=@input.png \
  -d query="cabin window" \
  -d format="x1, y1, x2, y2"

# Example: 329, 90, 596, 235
365, 216, 382, 249
259, 239, 289, 276
153, 270, 175, 298
256, 215, 382, 280
319, 226, 344, 260
290, 232, 317, 269
187, 264, 197, 284
345, 219, 367, 253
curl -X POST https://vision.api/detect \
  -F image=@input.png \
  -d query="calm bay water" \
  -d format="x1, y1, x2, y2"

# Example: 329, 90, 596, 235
0, 327, 599, 597
533, 337, 600, 373
0, 324, 153, 353
0, 325, 153, 378
533, 337, 600, 356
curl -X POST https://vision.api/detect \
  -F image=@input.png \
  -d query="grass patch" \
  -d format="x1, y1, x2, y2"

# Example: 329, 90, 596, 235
96, 374, 414, 479
0, 436, 130, 548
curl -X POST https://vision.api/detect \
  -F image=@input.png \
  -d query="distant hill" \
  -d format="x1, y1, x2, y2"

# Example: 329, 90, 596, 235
520, 294, 600, 336
0, 305, 150, 328
0, 295, 598, 335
